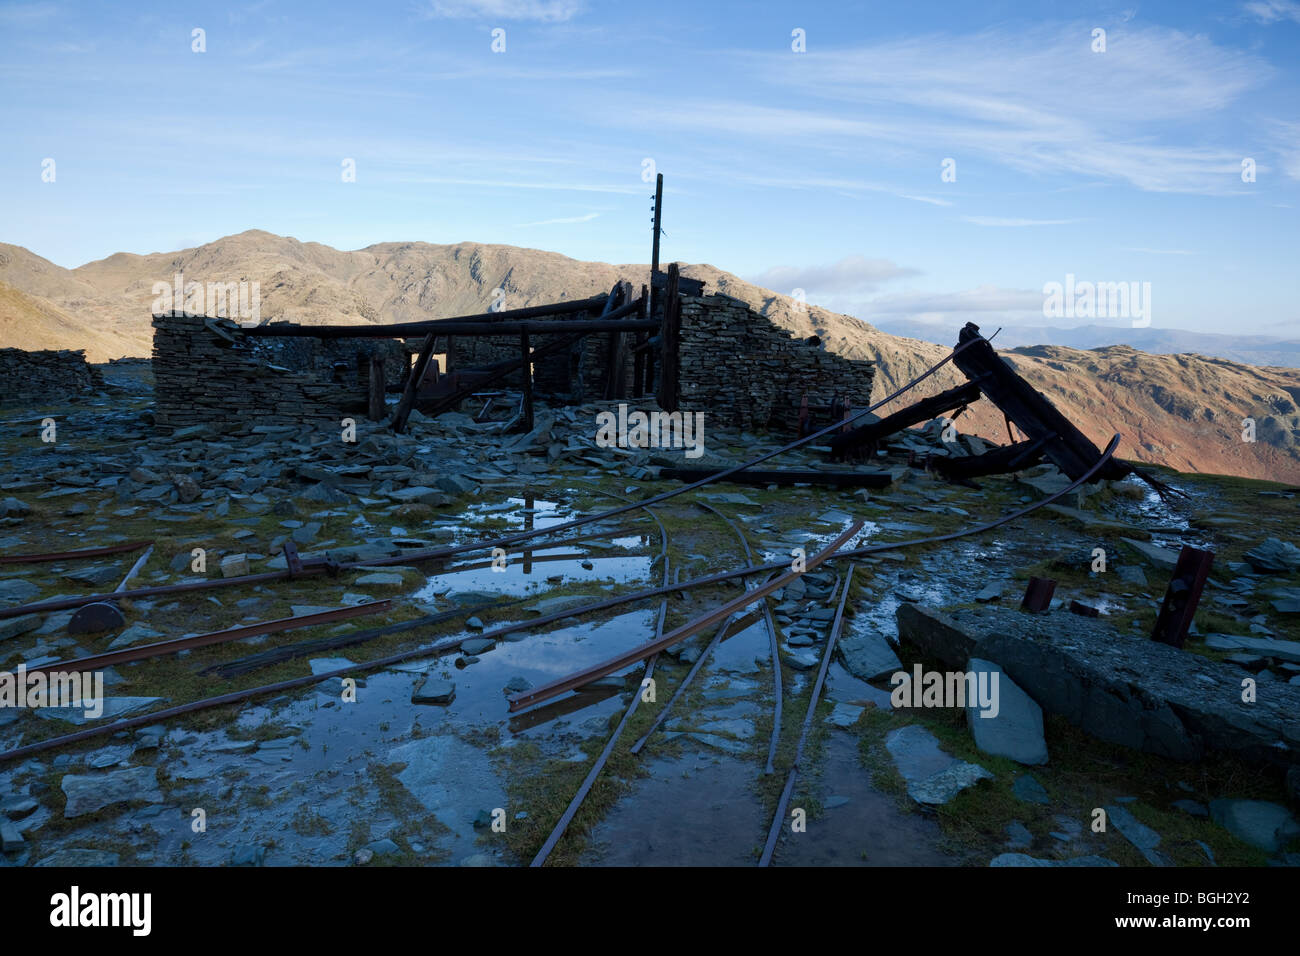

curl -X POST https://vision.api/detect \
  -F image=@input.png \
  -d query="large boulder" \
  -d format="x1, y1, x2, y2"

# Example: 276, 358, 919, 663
895, 604, 1300, 768
966, 658, 1048, 766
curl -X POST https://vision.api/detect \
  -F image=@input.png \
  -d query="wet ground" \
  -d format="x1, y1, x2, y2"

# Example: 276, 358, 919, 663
2, 382, 1298, 868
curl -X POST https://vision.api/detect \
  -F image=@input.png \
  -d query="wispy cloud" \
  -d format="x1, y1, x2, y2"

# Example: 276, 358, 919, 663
1121, 247, 1197, 255
422, 0, 582, 21
628, 24, 1272, 196
1244, 1, 1300, 24
962, 216, 1079, 227
514, 212, 600, 226
0, 1, 58, 25
750, 256, 920, 295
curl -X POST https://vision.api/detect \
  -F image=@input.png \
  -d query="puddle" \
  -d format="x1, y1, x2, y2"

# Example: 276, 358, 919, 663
413, 549, 653, 600
770, 731, 955, 866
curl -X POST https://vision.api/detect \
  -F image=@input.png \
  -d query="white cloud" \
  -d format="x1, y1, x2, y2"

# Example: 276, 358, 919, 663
514, 212, 599, 226
628, 24, 1271, 195
1244, 1, 1300, 24
423, 0, 581, 21
0, 2, 57, 24
962, 216, 1080, 227
749, 256, 920, 295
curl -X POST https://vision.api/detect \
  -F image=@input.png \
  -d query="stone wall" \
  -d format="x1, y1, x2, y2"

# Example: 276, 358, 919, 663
0, 348, 103, 404
677, 294, 875, 431
249, 334, 409, 390
152, 312, 366, 433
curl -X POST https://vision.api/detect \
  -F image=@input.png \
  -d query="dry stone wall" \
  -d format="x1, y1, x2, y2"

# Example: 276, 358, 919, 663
152, 312, 364, 434
0, 348, 103, 405
677, 294, 876, 431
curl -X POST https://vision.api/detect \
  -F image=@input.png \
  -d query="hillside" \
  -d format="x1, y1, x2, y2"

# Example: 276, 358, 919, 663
1, 231, 1297, 482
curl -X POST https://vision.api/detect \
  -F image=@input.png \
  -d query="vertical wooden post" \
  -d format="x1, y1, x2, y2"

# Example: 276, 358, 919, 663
367, 356, 386, 422
651, 173, 663, 275
632, 284, 648, 398
658, 263, 680, 412
520, 331, 533, 433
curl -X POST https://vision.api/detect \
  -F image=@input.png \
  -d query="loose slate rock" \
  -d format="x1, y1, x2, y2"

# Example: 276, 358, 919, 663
1208, 799, 1300, 853
412, 677, 455, 705
884, 724, 993, 806
965, 658, 1048, 766
836, 624, 902, 681
61, 766, 161, 818
1105, 803, 1169, 866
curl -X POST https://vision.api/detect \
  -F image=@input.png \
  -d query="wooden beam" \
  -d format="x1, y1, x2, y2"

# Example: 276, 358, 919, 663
520, 331, 534, 433
658, 263, 681, 412
953, 323, 1129, 482
367, 356, 386, 421
390, 332, 436, 434
829, 381, 981, 458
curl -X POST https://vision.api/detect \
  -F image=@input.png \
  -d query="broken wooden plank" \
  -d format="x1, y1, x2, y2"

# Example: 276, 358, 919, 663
952, 323, 1129, 482
829, 381, 981, 458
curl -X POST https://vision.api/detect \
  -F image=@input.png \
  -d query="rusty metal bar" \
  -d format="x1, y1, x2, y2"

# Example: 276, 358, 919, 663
0, 440, 1119, 766
699, 502, 784, 776
507, 521, 865, 713
24, 600, 393, 675
759, 566, 855, 867
0, 331, 1003, 626
0, 539, 153, 566
1151, 545, 1214, 648
529, 504, 672, 867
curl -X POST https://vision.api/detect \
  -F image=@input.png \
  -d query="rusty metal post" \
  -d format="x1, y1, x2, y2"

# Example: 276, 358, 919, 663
1021, 577, 1056, 612
1152, 545, 1214, 648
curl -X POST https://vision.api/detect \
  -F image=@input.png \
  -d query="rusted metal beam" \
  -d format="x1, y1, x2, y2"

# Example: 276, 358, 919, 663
699, 502, 784, 775
0, 539, 153, 565
507, 521, 865, 713
760, 567, 855, 867
25, 601, 392, 675
529, 504, 671, 867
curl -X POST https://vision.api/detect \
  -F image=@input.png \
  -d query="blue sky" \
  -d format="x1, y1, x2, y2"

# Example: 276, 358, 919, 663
1, 0, 1298, 335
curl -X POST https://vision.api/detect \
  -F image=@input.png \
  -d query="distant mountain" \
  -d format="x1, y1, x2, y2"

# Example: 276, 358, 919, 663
1, 231, 1298, 483
874, 319, 1300, 369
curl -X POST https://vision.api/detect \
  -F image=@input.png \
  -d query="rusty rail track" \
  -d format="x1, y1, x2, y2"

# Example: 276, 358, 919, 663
697, 502, 784, 775
529, 501, 672, 867
507, 521, 865, 713
0, 539, 153, 565
23, 601, 394, 675
0, 437, 1119, 767
759, 566, 855, 866
0, 333, 995, 624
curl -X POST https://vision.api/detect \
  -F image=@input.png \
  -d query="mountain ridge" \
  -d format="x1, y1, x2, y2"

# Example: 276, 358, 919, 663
1, 231, 1297, 483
